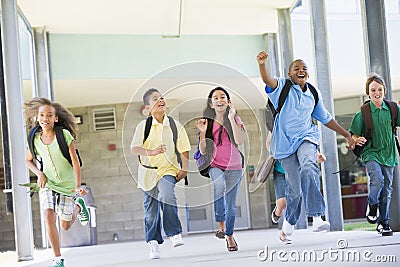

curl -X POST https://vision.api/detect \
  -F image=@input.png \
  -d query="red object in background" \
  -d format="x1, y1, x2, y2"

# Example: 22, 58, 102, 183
108, 144, 116, 151
352, 183, 368, 218
352, 183, 368, 194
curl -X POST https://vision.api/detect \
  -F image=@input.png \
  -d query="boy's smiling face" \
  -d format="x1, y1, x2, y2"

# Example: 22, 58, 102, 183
368, 80, 385, 106
147, 91, 166, 115
288, 60, 309, 87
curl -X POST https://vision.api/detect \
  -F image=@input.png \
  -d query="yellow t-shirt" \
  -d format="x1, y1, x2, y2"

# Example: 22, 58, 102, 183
131, 116, 191, 191
34, 129, 76, 196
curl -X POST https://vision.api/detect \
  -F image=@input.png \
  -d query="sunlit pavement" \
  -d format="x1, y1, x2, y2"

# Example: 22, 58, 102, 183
1, 228, 399, 267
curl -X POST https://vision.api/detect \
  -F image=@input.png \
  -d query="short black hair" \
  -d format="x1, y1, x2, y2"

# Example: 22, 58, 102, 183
143, 88, 159, 105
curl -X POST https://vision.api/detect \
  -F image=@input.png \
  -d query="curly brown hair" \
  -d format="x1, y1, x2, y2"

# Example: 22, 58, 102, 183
23, 97, 78, 138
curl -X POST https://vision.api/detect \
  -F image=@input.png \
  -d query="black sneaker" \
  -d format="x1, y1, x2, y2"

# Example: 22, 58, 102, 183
376, 223, 393, 236
366, 204, 379, 224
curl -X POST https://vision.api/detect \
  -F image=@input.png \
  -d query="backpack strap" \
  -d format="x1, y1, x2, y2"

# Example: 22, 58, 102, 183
384, 100, 400, 153
54, 126, 83, 167
168, 116, 179, 164
55, 126, 72, 165
28, 125, 40, 160
384, 100, 398, 133
360, 101, 374, 141
27, 125, 43, 171
138, 116, 157, 169
306, 83, 319, 109
143, 116, 153, 143
168, 116, 188, 185
276, 79, 292, 114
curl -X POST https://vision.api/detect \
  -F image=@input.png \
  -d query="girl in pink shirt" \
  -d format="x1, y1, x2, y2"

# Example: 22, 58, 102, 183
196, 87, 244, 252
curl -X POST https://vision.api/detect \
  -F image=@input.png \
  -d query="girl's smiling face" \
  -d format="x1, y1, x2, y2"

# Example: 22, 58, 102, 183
210, 90, 229, 112
38, 105, 58, 129
368, 80, 385, 105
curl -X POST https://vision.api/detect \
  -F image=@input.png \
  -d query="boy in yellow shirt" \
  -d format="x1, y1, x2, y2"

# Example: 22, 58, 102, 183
131, 88, 190, 259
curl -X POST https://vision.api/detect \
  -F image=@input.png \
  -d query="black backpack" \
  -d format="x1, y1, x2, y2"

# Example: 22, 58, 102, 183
265, 79, 319, 132
138, 116, 188, 185
352, 99, 399, 158
28, 125, 82, 171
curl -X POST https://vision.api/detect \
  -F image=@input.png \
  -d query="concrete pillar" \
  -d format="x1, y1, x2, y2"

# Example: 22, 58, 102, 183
360, 0, 399, 231
33, 26, 54, 248
1, 0, 34, 260
263, 33, 280, 77
309, 0, 344, 231
277, 8, 294, 78
262, 33, 279, 229
360, 0, 392, 99
33, 26, 53, 100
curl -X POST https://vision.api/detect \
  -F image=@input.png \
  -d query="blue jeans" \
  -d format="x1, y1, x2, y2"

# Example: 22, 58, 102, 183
280, 141, 325, 225
142, 175, 182, 244
365, 161, 394, 225
209, 168, 242, 236
273, 169, 286, 200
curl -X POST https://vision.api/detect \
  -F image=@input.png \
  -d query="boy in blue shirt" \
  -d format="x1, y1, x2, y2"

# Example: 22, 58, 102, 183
257, 51, 355, 243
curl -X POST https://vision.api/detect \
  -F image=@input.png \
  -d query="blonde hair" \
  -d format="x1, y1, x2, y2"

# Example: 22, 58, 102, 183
23, 97, 78, 138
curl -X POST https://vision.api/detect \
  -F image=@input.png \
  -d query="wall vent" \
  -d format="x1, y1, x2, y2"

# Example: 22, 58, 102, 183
93, 107, 116, 131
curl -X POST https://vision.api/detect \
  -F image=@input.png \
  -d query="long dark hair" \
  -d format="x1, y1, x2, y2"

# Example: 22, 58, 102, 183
202, 87, 236, 153
23, 97, 78, 138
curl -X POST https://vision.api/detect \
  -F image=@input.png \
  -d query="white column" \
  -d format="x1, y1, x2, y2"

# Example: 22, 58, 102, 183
1, 0, 34, 260
309, 0, 344, 231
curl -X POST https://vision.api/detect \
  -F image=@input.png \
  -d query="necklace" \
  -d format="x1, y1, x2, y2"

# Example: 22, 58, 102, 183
41, 133, 55, 138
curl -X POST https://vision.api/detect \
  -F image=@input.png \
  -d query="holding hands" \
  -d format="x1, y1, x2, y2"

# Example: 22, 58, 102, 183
353, 136, 367, 147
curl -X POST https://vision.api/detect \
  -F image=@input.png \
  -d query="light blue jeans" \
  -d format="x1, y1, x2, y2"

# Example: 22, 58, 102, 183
273, 169, 286, 200
280, 141, 325, 225
142, 175, 182, 244
209, 168, 242, 236
365, 161, 394, 225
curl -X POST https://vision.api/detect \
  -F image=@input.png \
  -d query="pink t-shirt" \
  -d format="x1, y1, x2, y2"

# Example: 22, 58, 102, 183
210, 116, 243, 170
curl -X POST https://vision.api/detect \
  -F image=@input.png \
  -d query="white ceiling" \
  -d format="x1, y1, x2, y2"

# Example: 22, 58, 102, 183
16, 0, 399, 109
17, 0, 297, 109
17, 0, 296, 35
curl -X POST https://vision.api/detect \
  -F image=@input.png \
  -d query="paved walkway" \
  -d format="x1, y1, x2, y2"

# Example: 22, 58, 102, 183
1, 228, 400, 267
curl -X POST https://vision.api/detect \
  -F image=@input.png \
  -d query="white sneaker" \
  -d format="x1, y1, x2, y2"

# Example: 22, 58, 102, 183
279, 231, 292, 245
148, 240, 160, 259
282, 219, 295, 236
312, 220, 330, 232
170, 233, 184, 247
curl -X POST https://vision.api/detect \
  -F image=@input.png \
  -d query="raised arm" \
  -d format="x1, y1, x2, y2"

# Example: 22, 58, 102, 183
257, 51, 278, 90
228, 102, 243, 145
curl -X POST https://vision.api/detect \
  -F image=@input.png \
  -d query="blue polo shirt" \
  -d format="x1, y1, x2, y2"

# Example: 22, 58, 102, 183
266, 77, 332, 159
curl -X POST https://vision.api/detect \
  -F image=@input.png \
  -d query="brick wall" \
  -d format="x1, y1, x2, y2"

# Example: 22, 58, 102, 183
0, 102, 268, 250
